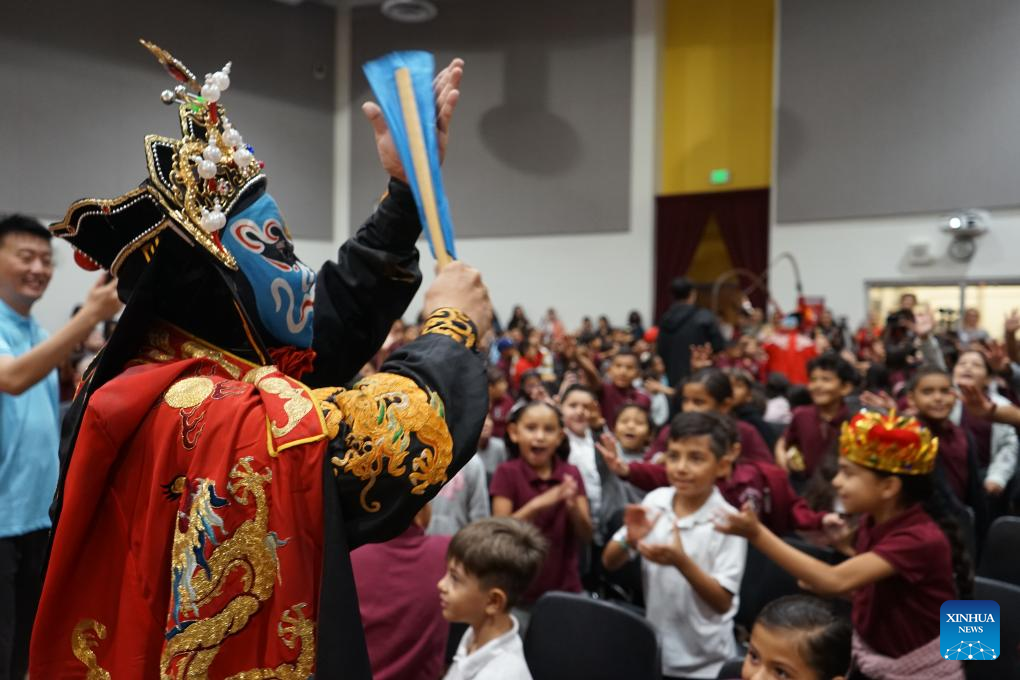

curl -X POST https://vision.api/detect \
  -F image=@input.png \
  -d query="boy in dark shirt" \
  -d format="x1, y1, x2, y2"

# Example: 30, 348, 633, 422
776, 353, 856, 481
488, 367, 514, 439
578, 347, 650, 423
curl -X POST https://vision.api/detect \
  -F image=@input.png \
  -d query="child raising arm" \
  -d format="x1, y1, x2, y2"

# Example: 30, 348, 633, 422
717, 411, 969, 680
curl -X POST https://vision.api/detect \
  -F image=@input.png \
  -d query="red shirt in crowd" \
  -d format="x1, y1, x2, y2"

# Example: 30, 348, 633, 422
852, 503, 956, 658
763, 330, 818, 385
513, 353, 544, 391
600, 381, 651, 424
783, 403, 849, 477
351, 524, 451, 680
649, 419, 772, 465
490, 457, 586, 602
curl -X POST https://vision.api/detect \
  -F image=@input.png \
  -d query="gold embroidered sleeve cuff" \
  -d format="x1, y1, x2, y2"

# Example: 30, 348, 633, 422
420, 308, 478, 351
312, 373, 453, 514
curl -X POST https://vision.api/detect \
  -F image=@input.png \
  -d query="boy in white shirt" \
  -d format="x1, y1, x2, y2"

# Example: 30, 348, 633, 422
602, 411, 747, 679
439, 517, 548, 680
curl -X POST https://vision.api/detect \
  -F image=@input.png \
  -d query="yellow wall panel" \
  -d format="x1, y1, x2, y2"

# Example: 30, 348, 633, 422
660, 0, 774, 194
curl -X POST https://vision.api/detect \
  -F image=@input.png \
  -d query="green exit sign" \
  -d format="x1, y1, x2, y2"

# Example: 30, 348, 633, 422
709, 168, 731, 185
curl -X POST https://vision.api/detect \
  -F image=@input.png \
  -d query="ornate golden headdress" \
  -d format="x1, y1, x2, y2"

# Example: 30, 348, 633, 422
839, 411, 938, 476
52, 40, 267, 276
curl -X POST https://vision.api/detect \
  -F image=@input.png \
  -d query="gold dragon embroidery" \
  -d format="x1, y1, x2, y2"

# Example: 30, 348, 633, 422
161, 457, 313, 679
313, 373, 453, 513
71, 619, 112, 679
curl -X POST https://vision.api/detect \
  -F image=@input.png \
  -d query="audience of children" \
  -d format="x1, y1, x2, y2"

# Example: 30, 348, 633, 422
347, 298, 1020, 680
652, 367, 773, 465
716, 411, 970, 679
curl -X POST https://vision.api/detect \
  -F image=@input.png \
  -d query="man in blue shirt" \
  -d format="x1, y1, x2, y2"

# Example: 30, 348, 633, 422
0, 214, 120, 679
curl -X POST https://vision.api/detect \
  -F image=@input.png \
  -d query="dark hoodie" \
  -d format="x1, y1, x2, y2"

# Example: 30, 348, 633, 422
656, 302, 725, 387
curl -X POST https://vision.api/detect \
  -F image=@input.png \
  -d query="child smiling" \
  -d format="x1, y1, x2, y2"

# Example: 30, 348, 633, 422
603, 411, 747, 679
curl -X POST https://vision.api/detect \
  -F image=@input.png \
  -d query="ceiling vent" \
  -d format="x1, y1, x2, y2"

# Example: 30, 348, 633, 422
381, 0, 438, 23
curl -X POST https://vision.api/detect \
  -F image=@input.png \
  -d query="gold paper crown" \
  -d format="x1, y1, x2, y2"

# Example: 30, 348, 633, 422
839, 411, 938, 475
52, 40, 267, 275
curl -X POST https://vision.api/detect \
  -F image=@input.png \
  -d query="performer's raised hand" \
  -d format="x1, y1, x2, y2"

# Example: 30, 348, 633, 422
433, 57, 463, 162
423, 261, 492, 340
362, 57, 464, 183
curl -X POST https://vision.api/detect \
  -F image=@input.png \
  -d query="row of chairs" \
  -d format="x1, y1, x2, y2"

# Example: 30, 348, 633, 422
522, 582, 1020, 680
521, 519, 1020, 680
976, 516, 1020, 586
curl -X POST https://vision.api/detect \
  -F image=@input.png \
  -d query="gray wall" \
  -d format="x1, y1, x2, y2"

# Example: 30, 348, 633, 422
0, 0, 335, 238
777, 0, 1020, 223
349, 0, 633, 238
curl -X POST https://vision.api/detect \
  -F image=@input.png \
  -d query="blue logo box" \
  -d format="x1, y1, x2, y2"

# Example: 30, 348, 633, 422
940, 600, 1000, 661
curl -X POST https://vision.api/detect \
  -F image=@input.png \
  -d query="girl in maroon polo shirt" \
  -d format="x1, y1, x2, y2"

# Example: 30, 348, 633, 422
717, 412, 970, 680
491, 401, 593, 605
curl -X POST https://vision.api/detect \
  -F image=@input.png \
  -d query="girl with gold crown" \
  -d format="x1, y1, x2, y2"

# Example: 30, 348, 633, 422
716, 411, 970, 679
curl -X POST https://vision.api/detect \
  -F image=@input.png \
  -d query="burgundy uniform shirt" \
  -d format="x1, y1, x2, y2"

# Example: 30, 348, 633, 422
490, 392, 515, 439
783, 403, 849, 476
960, 410, 993, 469
490, 457, 586, 602
351, 524, 451, 680
600, 381, 651, 424
852, 503, 956, 658
924, 419, 970, 501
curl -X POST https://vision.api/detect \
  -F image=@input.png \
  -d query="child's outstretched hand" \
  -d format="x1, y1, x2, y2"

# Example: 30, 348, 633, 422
637, 524, 684, 568
623, 504, 658, 545
958, 381, 996, 420
533, 479, 572, 511
596, 432, 629, 478
821, 512, 856, 554
859, 390, 898, 414
713, 501, 761, 540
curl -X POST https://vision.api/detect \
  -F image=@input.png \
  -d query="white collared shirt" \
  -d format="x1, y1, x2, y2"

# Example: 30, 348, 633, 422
613, 486, 747, 679
443, 616, 533, 680
567, 428, 602, 523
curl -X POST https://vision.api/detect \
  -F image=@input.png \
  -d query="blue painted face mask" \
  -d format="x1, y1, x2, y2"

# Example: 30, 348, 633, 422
220, 193, 316, 349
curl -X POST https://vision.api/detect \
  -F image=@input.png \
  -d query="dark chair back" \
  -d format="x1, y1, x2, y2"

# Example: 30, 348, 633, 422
716, 655, 746, 678
976, 516, 1020, 587
736, 537, 843, 630
524, 591, 661, 680
965, 577, 1020, 680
